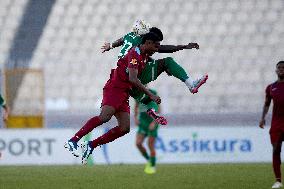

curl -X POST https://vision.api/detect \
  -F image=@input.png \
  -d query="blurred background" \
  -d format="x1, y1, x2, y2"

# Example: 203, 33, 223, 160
0, 0, 284, 165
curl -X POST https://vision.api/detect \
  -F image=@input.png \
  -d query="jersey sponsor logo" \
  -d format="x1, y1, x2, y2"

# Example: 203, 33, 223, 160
130, 58, 137, 65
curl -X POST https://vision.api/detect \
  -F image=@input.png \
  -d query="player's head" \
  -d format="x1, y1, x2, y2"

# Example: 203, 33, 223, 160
150, 27, 163, 41
276, 61, 284, 79
132, 19, 151, 36
141, 32, 161, 55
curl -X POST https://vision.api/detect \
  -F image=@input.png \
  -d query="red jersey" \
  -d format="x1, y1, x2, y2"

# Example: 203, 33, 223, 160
105, 47, 148, 90
266, 81, 284, 131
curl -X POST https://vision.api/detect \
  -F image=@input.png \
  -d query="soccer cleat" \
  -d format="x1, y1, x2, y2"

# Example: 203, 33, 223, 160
147, 109, 167, 125
64, 140, 80, 157
189, 74, 208, 94
81, 141, 94, 165
144, 163, 156, 174
272, 181, 283, 188
144, 161, 151, 170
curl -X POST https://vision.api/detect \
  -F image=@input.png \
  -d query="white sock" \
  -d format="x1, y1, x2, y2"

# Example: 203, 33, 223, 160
184, 77, 194, 88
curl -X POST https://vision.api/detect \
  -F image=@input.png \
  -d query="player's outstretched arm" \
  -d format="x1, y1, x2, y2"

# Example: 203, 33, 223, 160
158, 43, 199, 53
101, 37, 124, 53
259, 95, 271, 129
129, 68, 161, 104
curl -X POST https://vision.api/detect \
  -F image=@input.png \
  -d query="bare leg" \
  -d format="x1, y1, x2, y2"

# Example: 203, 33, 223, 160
136, 133, 149, 160
89, 110, 130, 148
272, 142, 282, 182
71, 105, 115, 142
148, 136, 156, 167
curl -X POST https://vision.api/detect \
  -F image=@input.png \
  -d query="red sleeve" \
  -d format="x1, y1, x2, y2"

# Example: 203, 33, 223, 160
127, 49, 142, 70
265, 84, 271, 100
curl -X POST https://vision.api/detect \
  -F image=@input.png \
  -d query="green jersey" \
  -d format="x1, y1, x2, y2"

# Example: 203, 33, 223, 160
118, 32, 142, 59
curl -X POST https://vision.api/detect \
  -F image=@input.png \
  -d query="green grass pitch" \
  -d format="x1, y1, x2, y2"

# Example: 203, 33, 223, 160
0, 163, 275, 189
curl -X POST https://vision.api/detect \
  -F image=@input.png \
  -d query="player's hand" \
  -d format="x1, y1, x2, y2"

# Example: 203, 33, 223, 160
101, 42, 111, 53
150, 94, 161, 104
259, 119, 265, 129
184, 43, 199, 49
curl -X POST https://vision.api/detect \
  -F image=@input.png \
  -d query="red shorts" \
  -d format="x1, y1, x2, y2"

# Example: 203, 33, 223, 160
270, 130, 284, 144
101, 86, 130, 113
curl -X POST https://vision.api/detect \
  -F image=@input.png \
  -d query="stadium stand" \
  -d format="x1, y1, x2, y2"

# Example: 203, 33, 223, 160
0, 0, 29, 65
1, 0, 284, 123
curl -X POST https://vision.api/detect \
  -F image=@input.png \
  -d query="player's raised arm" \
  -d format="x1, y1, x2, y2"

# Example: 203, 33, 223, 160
101, 37, 124, 53
259, 86, 272, 129
128, 68, 161, 104
158, 43, 199, 53
149, 27, 199, 53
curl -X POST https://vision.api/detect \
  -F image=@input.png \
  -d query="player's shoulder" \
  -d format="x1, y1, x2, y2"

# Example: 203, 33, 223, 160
124, 32, 136, 39
266, 81, 278, 91
127, 46, 141, 56
269, 81, 278, 88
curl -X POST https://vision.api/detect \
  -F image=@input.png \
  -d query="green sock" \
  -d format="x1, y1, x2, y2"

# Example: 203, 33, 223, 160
164, 57, 189, 82
150, 156, 156, 167
142, 151, 149, 160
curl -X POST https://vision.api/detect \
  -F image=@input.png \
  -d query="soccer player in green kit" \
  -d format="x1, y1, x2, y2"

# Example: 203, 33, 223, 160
101, 20, 208, 122
134, 88, 160, 174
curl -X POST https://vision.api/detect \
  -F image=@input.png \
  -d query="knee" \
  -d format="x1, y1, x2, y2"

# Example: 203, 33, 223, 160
149, 146, 155, 153
120, 125, 130, 134
273, 147, 281, 155
150, 150, 156, 157
98, 113, 112, 123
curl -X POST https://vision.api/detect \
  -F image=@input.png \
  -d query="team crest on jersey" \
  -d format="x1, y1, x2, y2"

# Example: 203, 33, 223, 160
130, 59, 137, 65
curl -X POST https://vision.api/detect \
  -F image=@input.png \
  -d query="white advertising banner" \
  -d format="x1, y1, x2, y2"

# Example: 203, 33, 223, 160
0, 126, 273, 165
92, 126, 273, 164
0, 129, 81, 165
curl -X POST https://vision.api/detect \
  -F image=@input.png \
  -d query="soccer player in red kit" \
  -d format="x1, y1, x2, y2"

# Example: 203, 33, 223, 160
259, 61, 284, 189
64, 32, 162, 164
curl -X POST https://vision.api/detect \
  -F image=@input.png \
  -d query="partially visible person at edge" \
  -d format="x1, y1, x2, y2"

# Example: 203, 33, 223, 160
259, 61, 284, 189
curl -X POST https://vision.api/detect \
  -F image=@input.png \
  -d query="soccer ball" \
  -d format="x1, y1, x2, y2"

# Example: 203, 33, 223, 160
132, 19, 151, 36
